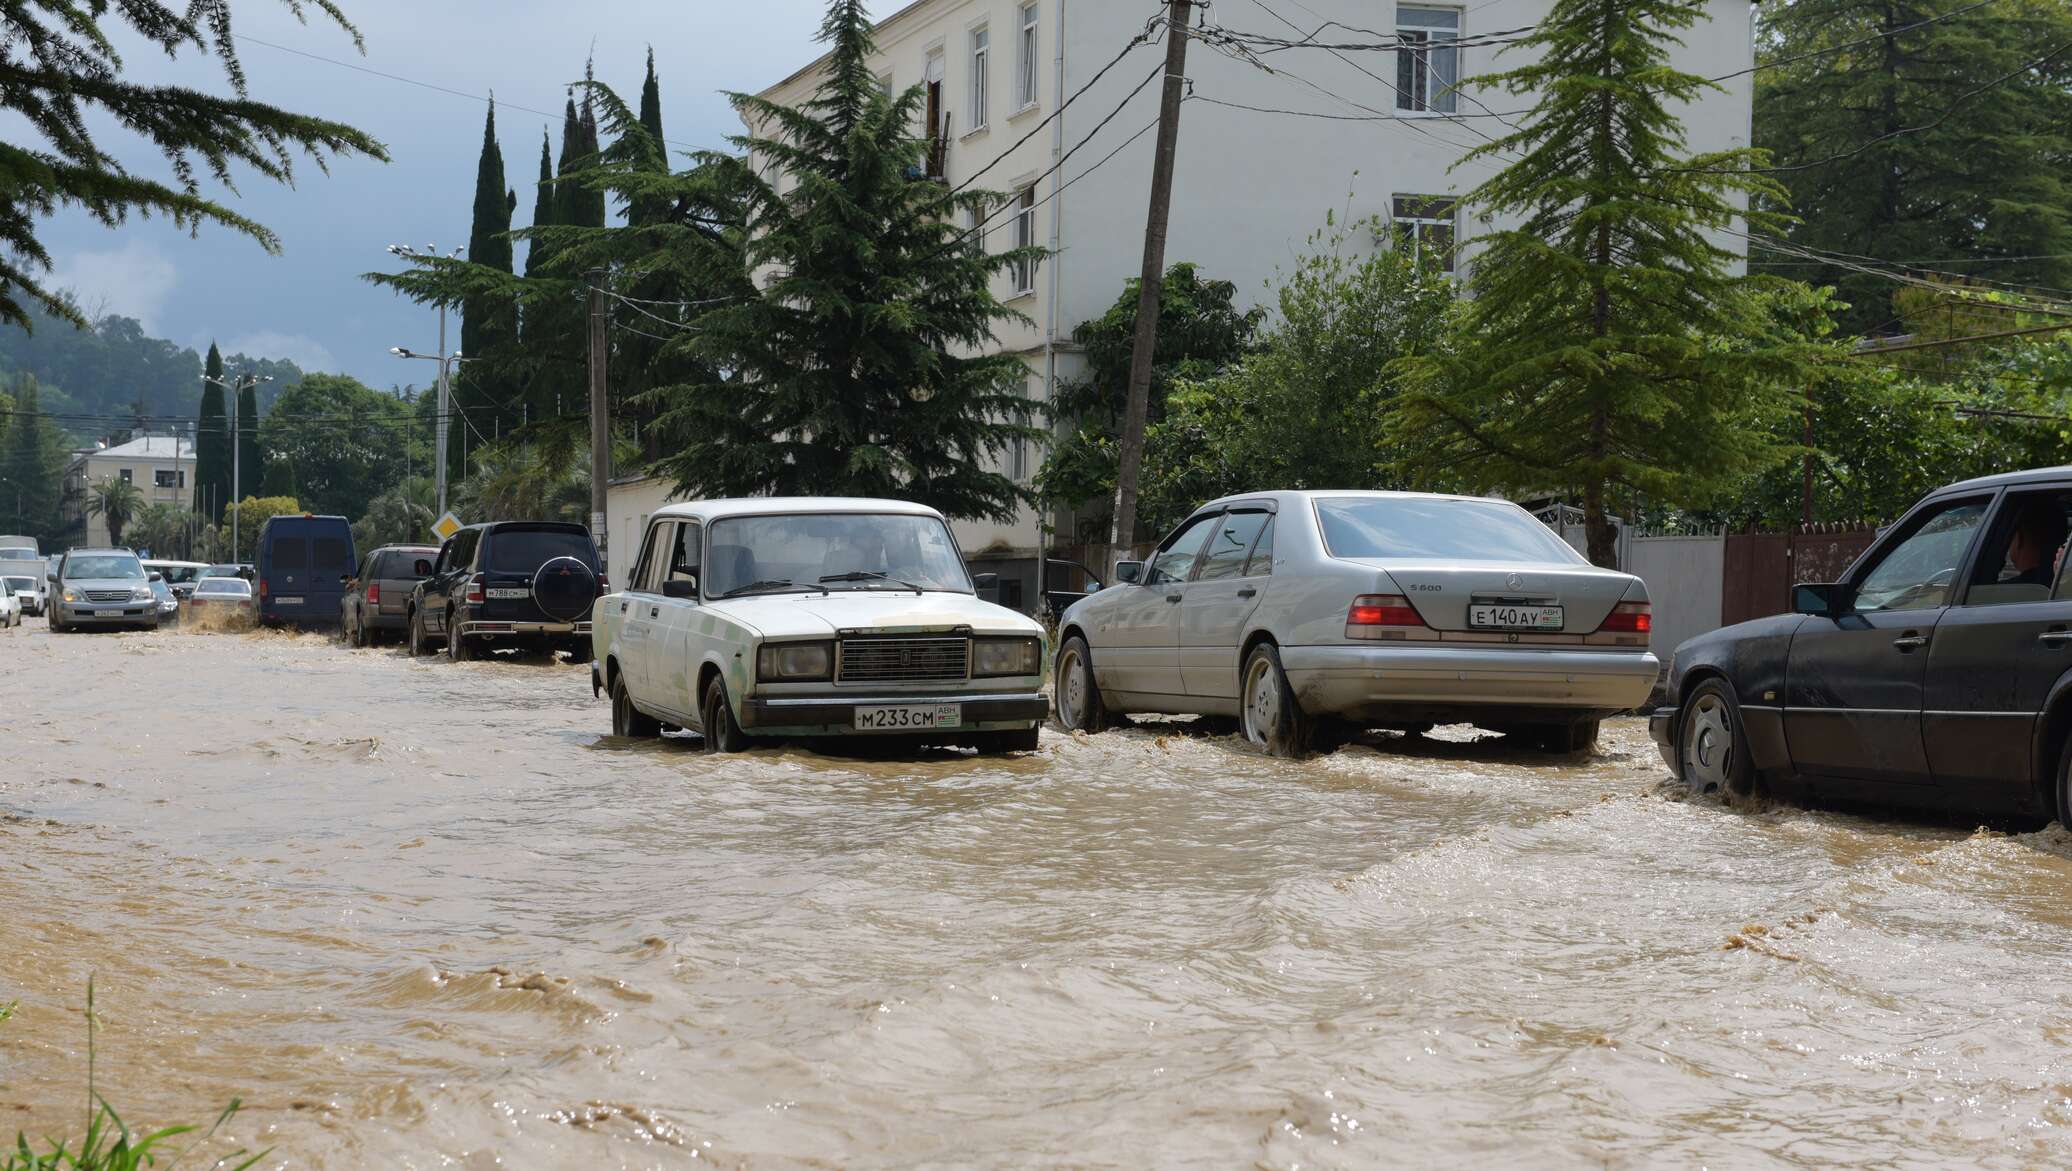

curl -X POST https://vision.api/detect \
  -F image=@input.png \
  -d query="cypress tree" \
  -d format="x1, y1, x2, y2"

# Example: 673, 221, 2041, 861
1, 374, 68, 541
524, 130, 556, 279
557, 77, 607, 232
460, 98, 519, 476
1392, 0, 1814, 568
236, 378, 263, 505
633, 48, 666, 226
194, 343, 230, 520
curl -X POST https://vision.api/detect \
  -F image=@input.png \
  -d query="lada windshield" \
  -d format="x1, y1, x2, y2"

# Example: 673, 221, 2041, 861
706, 513, 973, 597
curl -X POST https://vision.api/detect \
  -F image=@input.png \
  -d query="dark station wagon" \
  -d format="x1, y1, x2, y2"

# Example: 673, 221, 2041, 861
1653, 467, 2072, 825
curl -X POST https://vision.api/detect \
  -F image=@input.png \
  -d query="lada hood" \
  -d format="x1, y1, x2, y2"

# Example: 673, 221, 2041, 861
708, 590, 1043, 640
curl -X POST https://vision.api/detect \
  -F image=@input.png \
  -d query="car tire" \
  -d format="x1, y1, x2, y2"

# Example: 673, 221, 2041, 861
612, 673, 661, 738
408, 610, 429, 657
447, 615, 472, 663
701, 676, 751, 754
1240, 642, 1317, 758
1053, 635, 1110, 734
2054, 735, 2072, 830
1679, 680, 1755, 800
975, 726, 1042, 755
1533, 720, 1600, 754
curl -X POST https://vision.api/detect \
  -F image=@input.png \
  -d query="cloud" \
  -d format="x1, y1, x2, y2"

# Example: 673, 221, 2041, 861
49, 240, 178, 330
221, 330, 338, 374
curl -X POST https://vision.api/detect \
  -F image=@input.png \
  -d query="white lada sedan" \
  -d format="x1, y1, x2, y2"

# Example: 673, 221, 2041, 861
592, 498, 1049, 754
1053, 491, 1659, 757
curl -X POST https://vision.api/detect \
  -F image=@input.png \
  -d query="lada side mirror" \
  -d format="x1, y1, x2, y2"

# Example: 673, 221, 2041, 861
1114, 560, 1145, 585
1792, 581, 1851, 617
664, 578, 698, 600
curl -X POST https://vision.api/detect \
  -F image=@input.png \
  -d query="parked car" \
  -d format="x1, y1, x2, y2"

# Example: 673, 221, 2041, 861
1652, 468, 2072, 825
199, 563, 246, 581
410, 521, 604, 661
1, 568, 44, 617
1054, 491, 1659, 757
342, 544, 438, 647
48, 548, 158, 632
0, 535, 39, 559
0, 578, 20, 628
254, 515, 355, 628
147, 573, 179, 624
592, 498, 1049, 754
185, 575, 255, 627
142, 559, 209, 600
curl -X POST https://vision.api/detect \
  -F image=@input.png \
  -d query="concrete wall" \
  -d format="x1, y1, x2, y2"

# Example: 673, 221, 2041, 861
602, 476, 682, 589
1625, 534, 1726, 661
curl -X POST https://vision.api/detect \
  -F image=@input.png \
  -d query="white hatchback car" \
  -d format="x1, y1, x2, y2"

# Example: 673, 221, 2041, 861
592, 498, 1049, 754
1054, 491, 1660, 756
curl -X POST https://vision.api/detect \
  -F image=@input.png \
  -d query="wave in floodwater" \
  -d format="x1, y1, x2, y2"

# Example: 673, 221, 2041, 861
2, 622, 2069, 1169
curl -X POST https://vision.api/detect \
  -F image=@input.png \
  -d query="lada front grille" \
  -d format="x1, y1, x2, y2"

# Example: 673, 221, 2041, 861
836, 636, 971, 684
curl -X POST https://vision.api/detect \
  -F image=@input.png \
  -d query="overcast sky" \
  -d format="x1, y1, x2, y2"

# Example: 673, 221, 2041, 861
39, 1, 892, 392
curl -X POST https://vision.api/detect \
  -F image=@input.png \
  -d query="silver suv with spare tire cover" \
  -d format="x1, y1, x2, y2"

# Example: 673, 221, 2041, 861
409, 521, 604, 662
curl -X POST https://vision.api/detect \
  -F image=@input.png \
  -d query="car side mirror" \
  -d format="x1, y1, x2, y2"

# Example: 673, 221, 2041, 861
1115, 560, 1145, 585
663, 578, 698, 600
414, 559, 433, 576
148, 571, 163, 583
973, 572, 999, 591
1087, 579, 1103, 592
1792, 582, 1850, 617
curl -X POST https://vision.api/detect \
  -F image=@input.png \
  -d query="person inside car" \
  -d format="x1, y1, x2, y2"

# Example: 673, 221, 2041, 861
2000, 502, 2070, 588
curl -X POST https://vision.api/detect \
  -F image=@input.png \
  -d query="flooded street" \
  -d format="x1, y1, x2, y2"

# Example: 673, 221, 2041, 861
4, 622, 2072, 1169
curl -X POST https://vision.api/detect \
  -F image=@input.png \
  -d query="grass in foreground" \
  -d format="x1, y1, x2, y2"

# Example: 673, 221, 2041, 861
3, 980, 268, 1171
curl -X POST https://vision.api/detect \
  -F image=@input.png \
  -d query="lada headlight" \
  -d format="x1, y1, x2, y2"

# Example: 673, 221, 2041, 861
973, 637, 1041, 677
757, 641, 833, 682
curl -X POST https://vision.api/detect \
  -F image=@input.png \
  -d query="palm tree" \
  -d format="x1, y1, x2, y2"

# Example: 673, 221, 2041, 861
131, 501, 191, 559
86, 476, 144, 547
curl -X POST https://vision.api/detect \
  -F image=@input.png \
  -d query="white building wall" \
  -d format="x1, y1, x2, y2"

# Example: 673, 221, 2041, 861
603, 476, 683, 588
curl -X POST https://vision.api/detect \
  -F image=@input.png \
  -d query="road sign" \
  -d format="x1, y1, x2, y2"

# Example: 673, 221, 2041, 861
431, 511, 465, 542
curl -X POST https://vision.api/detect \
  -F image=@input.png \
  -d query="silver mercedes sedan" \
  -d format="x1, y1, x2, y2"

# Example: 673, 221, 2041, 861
1053, 491, 1660, 756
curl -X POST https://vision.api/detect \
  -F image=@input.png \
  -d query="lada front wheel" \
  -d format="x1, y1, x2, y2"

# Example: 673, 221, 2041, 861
702, 677, 751, 754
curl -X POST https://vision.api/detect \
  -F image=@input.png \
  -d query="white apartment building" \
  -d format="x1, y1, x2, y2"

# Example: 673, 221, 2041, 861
63, 434, 195, 547
739, 0, 1754, 608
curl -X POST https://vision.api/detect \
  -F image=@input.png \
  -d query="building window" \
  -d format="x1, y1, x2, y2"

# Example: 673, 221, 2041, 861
154, 469, 178, 488
970, 26, 990, 129
1016, 4, 1041, 111
1011, 376, 1035, 483
118, 468, 132, 484
1011, 185, 1037, 295
1396, 6, 1460, 113
1392, 195, 1459, 273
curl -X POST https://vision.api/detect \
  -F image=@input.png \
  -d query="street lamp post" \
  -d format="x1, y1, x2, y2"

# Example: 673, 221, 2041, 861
203, 370, 275, 562
385, 244, 468, 518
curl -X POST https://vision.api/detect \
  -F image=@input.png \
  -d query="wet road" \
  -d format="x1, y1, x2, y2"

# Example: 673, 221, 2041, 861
3, 620, 2071, 1169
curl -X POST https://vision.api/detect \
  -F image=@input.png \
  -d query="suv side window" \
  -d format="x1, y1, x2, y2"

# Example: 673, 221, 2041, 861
454, 529, 481, 571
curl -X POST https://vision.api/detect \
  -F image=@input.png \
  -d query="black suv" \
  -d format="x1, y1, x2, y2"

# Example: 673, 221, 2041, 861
409, 521, 604, 662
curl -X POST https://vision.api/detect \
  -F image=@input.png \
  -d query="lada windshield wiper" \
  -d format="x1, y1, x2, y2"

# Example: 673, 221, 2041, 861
818, 570, 925, 595
718, 579, 829, 598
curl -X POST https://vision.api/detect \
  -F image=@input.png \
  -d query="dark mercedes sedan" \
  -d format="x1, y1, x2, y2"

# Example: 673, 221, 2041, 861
1652, 467, 2072, 825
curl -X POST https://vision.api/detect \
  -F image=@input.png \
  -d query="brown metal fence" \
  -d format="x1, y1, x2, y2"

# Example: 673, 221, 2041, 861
1721, 527, 1879, 626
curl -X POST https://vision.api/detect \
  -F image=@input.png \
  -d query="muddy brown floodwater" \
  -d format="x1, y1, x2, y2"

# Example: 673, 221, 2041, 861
4, 621, 2072, 1169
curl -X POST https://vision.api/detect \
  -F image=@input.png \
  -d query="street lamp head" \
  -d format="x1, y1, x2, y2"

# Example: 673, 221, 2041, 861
390, 346, 410, 358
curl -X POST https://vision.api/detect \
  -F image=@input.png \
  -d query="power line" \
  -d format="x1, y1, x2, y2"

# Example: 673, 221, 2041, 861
952, 18, 1166, 195
1703, 0, 2008, 86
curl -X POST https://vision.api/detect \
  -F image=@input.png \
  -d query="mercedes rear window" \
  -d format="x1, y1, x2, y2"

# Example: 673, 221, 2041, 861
1315, 497, 1584, 564
486, 528, 595, 571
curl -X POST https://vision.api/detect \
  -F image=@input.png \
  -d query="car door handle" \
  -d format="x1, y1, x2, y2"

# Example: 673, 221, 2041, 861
1165, 593, 1183, 604
2039, 629, 2072, 645
1237, 587, 1257, 598
1892, 634, 1929, 651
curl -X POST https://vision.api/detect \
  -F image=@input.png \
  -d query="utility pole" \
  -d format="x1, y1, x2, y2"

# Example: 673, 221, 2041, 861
586, 268, 610, 563
435, 301, 451, 517
1107, 0, 1192, 571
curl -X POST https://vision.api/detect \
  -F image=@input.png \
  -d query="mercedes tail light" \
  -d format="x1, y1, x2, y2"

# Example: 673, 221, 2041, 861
1346, 594, 1426, 639
1597, 601, 1652, 634
465, 573, 485, 604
